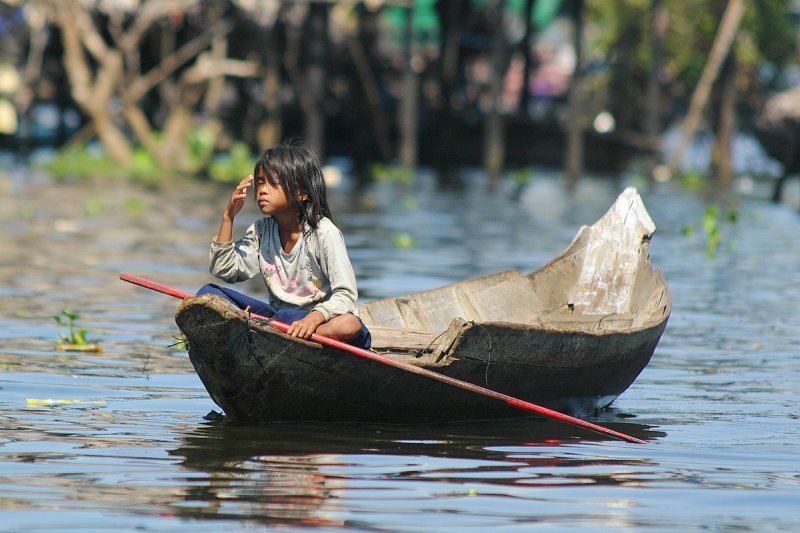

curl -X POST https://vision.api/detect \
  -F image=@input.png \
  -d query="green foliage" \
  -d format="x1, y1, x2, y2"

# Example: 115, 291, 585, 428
52, 309, 103, 351
402, 194, 419, 210
84, 196, 105, 216
392, 232, 418, 249
190, 126, 217, 167
42, 146, 127, 181
508, 167, 535, 200
209, 142, 255, 183
702, 204, 722, 252
41, 144, 159, 183
742, 0, 798, 80
169, 336, 189, 352
43, 125, 221, 183
124, 196, 146, 216
371, 163, 414, 184
683, 203, 739, 257
129, 147, 161, 186
509, 167, 534, 185
584, 0, 799, 116
681, 171, 707, 192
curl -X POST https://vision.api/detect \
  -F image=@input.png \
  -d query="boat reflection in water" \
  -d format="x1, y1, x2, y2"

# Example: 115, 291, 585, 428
167, 418, 666, 525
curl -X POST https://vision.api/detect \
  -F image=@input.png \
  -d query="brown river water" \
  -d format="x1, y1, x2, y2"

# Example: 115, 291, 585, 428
1, 163, 798, 531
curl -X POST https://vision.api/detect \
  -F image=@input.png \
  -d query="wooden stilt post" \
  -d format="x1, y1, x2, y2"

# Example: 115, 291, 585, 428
306, 3, 328, 159
399, 1, 420, 169
644, 0, 666, 180
521, 0, 537, 115
666, 0, 744, 177
483, 0, 507, 186
563, 0, 584, 191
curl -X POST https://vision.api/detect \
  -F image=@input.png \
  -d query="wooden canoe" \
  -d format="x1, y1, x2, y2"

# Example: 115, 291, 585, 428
176, 187, 670, 423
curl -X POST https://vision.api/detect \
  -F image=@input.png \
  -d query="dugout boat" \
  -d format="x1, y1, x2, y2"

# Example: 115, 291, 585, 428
175, 187, 671, 423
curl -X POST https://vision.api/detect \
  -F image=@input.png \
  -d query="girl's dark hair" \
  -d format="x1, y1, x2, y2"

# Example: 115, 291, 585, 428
253, 142, 332, 230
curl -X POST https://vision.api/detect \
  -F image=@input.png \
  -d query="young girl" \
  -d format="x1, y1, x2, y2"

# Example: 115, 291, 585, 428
197, 143, 371, 349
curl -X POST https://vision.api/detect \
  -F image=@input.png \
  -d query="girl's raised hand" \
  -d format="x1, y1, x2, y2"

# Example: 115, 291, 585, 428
225, 175, 254, 220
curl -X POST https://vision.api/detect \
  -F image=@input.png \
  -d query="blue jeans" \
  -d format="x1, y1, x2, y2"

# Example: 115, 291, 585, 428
197, 284, 371, 349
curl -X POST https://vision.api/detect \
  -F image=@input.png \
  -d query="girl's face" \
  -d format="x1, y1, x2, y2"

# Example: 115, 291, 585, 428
255, 169, 294, 217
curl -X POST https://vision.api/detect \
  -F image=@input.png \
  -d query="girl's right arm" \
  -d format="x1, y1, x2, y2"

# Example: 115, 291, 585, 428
209, 176, 261, 283
216, 175, 254, 243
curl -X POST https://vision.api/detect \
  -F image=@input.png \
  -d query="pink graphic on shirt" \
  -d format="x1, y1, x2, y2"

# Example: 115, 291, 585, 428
262, 261, 325, 301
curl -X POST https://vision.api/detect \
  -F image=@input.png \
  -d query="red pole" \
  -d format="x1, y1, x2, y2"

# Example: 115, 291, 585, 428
120, 272, 647, 444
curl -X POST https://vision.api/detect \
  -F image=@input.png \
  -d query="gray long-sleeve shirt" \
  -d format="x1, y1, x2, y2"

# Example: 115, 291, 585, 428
209, 216, 358, 321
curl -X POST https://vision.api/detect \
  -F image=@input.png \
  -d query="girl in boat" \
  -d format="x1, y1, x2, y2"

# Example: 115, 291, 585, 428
197, 142, 371, 349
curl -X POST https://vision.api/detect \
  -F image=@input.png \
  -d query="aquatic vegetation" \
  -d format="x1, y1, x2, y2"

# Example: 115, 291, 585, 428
508, 167, 535, 200
26, 398, 106, 407
41, 127, 227, 183
392, 232, 418, 249
52, 308, 103, 352
681, 171, 707, 192
169, 336, 189, 352
682, 204, 739, 256
42, 145, 162, 184
84, 196, 105, 216
42, 146, 126, 181
124, 196, 146, 216
371, 163, 414, 184
208, 142, 254, 183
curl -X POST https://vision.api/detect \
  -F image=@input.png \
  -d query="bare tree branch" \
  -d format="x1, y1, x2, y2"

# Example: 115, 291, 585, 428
182, 56, 260, 85
125, 19, 234, 102
121, 0, 201, 50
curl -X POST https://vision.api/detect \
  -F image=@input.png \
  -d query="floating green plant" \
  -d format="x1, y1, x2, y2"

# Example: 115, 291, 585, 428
52, 308, 103, 352
371, 163, 413, 184
508, 167, 534, 200
392, 232, 418, 249
683, 204, 739, 257
42, 146, 126, 181
402, 194, 418, 210
124, 196, 146, 216
681, 171, 707, 192
169, 336, 189, 352
84, 196, 105, 216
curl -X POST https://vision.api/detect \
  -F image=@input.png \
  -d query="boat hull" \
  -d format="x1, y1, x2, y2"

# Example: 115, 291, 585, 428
176, 295, 667, 422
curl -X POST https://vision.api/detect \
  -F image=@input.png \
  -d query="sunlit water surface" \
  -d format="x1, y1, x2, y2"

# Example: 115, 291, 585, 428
1, 166, 798, 532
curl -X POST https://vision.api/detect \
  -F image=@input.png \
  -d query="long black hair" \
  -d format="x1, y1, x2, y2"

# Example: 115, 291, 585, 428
253, 142, 333, 230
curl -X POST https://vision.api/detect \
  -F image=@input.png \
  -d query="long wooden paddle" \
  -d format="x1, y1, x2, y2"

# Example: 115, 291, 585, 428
120, 272, 647, 444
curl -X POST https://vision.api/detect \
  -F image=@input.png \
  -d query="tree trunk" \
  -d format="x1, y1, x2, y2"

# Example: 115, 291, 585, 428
45, 0, 241, 172
563, 0, 584, 190
710, 54, 737, 188
92, 109, 134, 165
666, 0, 744, 176
53, 1, 134, 165
161, 103, 195, 172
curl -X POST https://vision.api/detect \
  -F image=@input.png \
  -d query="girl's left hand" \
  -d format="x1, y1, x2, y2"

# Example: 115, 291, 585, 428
286, 311, 326, 340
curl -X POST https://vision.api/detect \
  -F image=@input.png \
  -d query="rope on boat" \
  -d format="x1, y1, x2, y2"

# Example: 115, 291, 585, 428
414, 329, 448, 358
